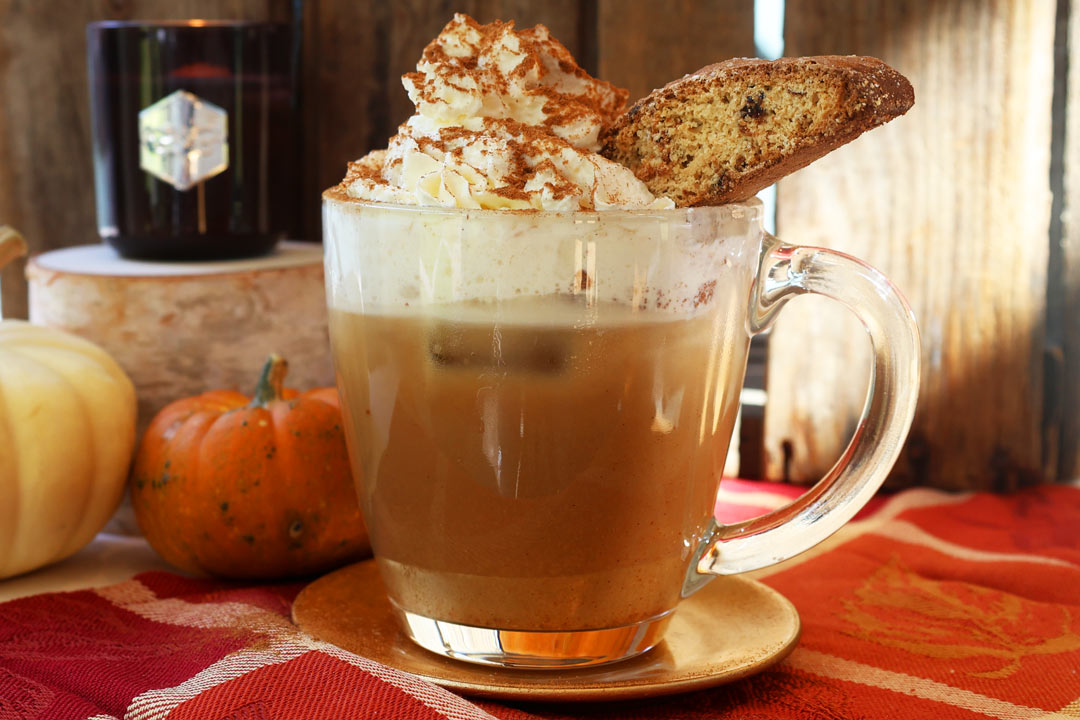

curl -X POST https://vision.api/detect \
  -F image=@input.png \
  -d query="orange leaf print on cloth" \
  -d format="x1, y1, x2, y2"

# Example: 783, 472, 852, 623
838, 555, 1080, 679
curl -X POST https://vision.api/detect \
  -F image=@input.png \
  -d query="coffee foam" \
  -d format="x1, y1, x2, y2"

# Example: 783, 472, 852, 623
323, 195, 762, 322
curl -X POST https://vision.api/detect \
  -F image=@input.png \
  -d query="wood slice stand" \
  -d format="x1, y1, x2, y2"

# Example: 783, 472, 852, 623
27, 241, 333, 435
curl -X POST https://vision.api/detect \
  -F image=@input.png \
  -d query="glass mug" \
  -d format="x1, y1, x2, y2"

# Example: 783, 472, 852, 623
322, 192, 919, 668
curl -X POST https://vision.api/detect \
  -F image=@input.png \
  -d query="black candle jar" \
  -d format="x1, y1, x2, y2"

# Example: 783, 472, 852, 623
87, 21, 300, 260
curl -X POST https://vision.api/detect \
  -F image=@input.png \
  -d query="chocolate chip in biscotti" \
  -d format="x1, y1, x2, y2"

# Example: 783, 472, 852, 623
599, 56, 914, 207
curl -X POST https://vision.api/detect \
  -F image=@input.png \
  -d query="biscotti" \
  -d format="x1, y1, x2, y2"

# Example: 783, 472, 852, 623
600, 56, 914, 206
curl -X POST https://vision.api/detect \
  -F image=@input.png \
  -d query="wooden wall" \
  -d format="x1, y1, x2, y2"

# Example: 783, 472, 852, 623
1064, 0, 1080, 483
1, 0, 1076, 488
763, 0, 1063, 491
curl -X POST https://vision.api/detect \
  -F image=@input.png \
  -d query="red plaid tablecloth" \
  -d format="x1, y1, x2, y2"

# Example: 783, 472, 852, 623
2, 479, 1079, 719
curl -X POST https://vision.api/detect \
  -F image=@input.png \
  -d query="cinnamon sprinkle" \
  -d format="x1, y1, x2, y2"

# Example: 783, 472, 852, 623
339, 14, 662, 210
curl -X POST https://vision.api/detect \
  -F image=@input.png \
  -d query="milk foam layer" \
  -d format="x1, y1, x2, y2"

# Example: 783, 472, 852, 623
341, 15, 672, 211
323, 197, 761, 318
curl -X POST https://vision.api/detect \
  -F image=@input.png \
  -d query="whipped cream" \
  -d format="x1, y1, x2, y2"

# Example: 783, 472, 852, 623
342, 14, 673, 211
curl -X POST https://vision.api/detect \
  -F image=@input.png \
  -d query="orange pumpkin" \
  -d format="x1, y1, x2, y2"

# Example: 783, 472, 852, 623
131, 354, 370, 579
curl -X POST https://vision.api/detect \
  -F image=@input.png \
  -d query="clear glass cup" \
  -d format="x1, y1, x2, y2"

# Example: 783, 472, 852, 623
322, 189, 919, 669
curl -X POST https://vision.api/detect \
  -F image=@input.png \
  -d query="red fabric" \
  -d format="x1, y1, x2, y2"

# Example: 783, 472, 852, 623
2, 480, 1079, 719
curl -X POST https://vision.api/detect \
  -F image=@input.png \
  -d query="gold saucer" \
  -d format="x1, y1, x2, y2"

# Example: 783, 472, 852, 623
292, 560, 800, 702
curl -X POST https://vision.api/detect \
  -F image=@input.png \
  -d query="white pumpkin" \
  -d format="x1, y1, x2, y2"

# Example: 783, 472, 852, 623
0, 320, 137, 579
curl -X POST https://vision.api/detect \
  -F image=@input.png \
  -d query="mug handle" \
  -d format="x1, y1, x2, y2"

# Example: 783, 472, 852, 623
686, 232, 920, 588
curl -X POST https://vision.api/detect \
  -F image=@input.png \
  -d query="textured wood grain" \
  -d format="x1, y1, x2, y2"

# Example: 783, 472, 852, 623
26, 244, 333, 438
1062, 3, 1080, 481
595, 0, 755, 103
764, 0, 1056, 490
0, 0, 290, 319
300, 1, 585, 241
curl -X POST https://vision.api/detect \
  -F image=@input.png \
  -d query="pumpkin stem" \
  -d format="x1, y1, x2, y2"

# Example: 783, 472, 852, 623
252, 354, 289, 407
0, 227, 28, 271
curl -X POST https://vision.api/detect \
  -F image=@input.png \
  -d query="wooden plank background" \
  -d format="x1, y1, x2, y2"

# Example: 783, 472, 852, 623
1064, 0, 1080, 482
0, 0, 1076, 488
764, 0, 1059, 491
595, 1, 754, 101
